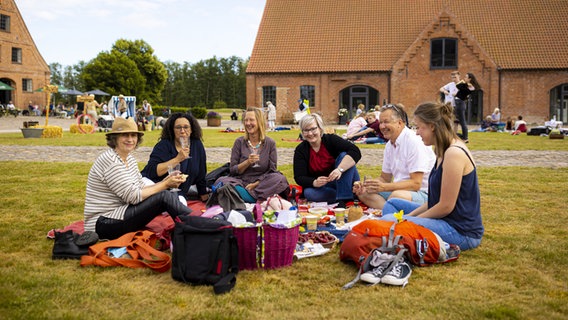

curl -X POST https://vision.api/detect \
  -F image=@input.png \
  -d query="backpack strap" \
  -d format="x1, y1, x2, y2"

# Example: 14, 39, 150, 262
213, 234, 239, 295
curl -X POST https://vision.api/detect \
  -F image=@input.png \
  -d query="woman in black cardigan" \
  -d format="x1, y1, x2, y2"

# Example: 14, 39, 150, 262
293, 113, 361, 205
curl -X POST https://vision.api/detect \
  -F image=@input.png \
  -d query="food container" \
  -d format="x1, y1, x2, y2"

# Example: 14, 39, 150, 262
332, 208, 346, 226
306, 215, 318, 231
308, 207, 327, 217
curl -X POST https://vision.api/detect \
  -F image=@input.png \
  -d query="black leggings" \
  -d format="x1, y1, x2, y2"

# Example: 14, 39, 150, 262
96, 190, 191, 240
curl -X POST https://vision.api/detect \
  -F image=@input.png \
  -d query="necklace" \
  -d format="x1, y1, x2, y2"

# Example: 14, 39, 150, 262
247, 139, 261, 149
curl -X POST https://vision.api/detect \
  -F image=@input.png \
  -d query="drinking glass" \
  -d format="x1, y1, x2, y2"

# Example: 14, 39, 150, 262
179, 137, 191, 159
251, 147, 260, 168
167, 163, 182, 192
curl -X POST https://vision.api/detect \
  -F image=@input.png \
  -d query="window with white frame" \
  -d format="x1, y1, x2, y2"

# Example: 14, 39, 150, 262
22, 79, 33, 92
12, 47, 22, 63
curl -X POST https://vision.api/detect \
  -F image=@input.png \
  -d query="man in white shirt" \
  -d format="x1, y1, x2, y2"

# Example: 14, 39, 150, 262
439, 71, 460, 107
354, 104, 435, 209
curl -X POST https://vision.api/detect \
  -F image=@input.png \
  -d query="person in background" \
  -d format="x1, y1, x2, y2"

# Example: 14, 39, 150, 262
141, 113, 209, 202
512, 115, 528, 135
355, 103, 365, 116
84, 117, 191, 240
454, 72, 481, 142
142, 100, 154, 128
345, 112, 385, 143
345, 112, 368, 140
230, 109, 238, 120
381, 101, 484, 251
214, 108, 289, 202
294, 113, 361, 207
440, 71, 460, 108
354, 104, 435, 209
117, 94, 128, 118
266, 101, 276, 131
470, 115, 495, 132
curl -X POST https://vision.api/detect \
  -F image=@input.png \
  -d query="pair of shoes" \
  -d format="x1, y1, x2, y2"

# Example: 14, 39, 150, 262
381, 260, 412, 286
360, 264, 387, 284
52, 230, 99, 260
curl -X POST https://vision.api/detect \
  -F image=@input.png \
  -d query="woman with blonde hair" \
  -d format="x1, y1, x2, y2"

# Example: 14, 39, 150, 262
214, 107, 289, 201
294, 113, 361, 206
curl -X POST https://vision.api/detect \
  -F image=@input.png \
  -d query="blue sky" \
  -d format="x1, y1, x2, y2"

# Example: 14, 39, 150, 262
17, 0, 266, 66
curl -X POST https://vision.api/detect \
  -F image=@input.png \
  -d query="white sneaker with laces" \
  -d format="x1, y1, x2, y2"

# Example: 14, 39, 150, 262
381, 260, 412, 286
360, 265, 386, 284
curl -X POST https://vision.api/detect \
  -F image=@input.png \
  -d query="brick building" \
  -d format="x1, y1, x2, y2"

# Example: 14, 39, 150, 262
246, 0, 568, 125
0, 0, 50, 111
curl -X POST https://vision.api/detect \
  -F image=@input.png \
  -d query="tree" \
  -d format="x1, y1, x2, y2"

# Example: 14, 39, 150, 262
112, 39, 167, 102
82, 39, 166, 102
82, 50, 145, 97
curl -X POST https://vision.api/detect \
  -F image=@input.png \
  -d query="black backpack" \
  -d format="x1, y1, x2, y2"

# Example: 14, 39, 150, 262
171, 215, 239, 294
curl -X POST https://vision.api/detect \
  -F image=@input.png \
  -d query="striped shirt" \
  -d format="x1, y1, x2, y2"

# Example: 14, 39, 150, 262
84, 149, 144, 232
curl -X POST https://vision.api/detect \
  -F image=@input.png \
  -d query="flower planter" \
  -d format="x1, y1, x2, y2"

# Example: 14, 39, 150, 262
207, 117, 222, 127
21, 128, 44, 138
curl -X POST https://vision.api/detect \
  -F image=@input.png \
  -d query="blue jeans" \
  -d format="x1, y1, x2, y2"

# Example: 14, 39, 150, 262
381, 198, 481, 250
303, 152, 360, 203
454, 98, 468, 140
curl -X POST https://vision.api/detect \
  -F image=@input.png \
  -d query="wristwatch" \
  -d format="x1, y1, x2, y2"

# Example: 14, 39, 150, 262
338, 167, 344, 173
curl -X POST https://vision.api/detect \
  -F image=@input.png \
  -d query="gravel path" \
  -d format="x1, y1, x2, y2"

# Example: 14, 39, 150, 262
1, 116, 567, 168
1, 145, 567, 168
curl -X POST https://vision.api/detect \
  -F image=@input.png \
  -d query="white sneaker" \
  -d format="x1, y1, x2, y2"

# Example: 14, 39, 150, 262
360, 265, 386, 284
381, 260, 412, 286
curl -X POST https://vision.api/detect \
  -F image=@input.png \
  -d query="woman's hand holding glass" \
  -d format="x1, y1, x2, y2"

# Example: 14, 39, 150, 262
249, 148, 260, 168
179, 137, 191, 159
362, 176, 382, 193
167, 164, 182, 192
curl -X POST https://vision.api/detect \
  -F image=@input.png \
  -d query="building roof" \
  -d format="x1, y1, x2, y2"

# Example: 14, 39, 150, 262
247, 0, 568, 73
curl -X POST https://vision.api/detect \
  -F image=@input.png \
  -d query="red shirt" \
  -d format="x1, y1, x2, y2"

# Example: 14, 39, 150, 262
309, 143, 335, 176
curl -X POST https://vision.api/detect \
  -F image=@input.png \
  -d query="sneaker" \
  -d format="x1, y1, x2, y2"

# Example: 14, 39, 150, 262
360, 264, 386, 284
381, 260, 412, 286
74, 231, 99, 247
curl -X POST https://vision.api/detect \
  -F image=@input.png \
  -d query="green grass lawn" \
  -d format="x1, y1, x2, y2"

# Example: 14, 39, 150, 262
0, 130, 567, 319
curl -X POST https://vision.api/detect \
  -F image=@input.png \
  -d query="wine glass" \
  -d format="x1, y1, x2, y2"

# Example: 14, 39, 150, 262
250, 146, 260, 168
179, 137, 191, 159
167, 163, 182, 192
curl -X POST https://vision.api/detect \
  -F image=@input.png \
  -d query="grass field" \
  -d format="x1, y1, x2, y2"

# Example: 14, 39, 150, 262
0, 130, 567, 319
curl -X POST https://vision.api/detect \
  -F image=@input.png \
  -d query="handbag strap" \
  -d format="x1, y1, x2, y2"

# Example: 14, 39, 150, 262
80, 230, 171, 273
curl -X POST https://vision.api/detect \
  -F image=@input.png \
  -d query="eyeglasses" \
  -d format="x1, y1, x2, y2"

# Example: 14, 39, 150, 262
302, 126, 319, 134
174, 126, 191, 131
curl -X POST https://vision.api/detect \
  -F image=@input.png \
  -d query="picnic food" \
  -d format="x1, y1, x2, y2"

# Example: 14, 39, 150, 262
298, 231, 337, 244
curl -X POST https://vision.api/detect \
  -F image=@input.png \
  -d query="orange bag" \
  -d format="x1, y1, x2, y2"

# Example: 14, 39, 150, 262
80, 230, 171, 273
340, 219, 458, 267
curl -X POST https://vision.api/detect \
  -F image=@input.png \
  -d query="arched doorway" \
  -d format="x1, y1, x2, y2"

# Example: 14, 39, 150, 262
550, 84, 568, 122
339, 85, 379, 120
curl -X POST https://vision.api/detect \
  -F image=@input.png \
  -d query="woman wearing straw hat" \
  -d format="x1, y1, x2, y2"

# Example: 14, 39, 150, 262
83, 117, 192, 240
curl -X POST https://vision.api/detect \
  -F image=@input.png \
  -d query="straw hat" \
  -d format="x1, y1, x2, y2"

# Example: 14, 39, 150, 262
106, 117, 143, 137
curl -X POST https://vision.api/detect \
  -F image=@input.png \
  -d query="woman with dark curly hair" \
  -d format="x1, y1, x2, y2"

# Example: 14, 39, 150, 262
141, 112, 209, 202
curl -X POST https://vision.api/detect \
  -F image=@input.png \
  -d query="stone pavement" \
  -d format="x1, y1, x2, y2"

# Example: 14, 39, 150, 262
1, 116, 567, 167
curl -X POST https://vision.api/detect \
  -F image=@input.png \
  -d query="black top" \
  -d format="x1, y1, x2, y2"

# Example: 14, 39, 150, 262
455, 82, 473, 101
293, 134, 361, 189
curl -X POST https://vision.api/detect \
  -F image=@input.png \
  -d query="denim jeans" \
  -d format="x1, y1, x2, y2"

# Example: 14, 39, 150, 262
454, 98, 468, 140
381, 198, 481, 250
303, 152, 360, 203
